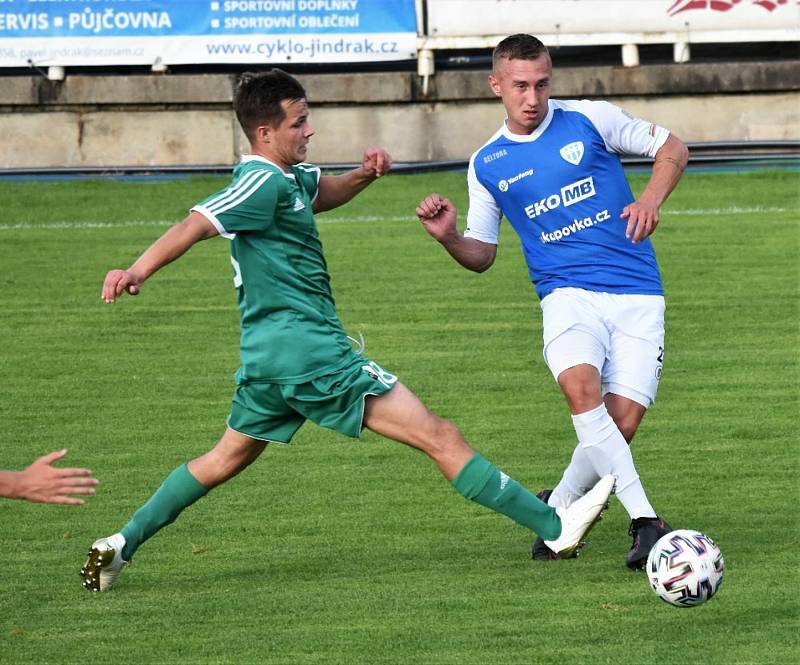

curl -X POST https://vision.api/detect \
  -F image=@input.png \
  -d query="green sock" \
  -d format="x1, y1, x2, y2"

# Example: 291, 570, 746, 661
120, 464, 209, 561
452, 454, 561, 540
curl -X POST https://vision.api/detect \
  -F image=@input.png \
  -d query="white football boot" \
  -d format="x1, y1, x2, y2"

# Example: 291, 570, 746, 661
544, 474, 615, 559
80, 532, 129, 591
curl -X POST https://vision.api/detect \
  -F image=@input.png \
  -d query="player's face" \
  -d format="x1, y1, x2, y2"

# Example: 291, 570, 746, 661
489, 55, 552, 135
262, 98, 314, 169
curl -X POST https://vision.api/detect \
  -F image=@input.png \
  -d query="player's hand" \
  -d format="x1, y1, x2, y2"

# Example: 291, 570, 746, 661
361, 147, 392, 178
102, 269, 142, 303
416, 193, 458, 242
16, 450, 98, 505
621, 200, 660, 243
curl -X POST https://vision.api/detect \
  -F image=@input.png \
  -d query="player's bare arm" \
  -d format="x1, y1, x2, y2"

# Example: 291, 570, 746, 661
622, 134, 689, 243
0, 450, 98, 505
102, 212, 218, 303
313, 147, 393, 213
416, 193, 497, 273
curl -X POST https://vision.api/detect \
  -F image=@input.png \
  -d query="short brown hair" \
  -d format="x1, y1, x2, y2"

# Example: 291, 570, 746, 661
492, 34, 549, 69
233, 69, 306, 142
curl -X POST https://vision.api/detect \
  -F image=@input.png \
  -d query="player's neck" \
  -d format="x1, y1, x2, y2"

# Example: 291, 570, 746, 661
249, 147, 291, 173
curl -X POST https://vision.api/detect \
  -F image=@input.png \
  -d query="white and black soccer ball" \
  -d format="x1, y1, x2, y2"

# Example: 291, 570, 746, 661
646, 529, 724, 607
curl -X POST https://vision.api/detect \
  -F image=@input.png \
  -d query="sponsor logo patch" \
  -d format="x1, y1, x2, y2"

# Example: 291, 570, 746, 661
498, 168, 534, 192
524, 176, 596, 220
539, 208, 611, 243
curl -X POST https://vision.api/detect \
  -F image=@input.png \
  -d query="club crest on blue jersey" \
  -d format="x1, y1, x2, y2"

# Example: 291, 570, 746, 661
559, 141, 584, 165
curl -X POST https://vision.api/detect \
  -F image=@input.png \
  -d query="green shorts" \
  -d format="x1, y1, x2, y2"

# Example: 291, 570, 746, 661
227, 354, 397, 443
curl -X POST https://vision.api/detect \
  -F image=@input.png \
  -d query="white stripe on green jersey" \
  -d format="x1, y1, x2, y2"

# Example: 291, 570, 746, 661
204, 169, 274, 216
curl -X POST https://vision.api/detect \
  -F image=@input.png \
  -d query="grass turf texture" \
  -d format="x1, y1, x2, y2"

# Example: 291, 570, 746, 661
0, 169, 797, 664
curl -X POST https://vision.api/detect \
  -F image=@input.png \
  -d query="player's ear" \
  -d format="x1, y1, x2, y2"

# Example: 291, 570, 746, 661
488, 74, 501, 97
255, 124, 271, 143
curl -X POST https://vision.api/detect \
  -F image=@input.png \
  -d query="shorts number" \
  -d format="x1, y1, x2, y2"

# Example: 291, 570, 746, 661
361, 361, 397, 389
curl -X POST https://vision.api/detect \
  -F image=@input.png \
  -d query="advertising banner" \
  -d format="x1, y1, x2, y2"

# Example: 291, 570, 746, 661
0, 0, 418, 68
425, 0, 799, 43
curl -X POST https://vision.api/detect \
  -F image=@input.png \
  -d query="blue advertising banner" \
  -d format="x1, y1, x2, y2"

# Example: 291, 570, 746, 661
0, 0, 418, 67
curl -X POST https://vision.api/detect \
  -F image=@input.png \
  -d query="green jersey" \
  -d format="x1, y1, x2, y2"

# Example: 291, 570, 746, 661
193, 155, 354, 383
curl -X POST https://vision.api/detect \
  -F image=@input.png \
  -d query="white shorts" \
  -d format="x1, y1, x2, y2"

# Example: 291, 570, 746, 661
540, 287, 665, 407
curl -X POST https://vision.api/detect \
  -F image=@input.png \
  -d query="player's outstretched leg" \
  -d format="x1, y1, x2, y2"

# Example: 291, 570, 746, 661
80, 462, 207, 592
450, 453, 561, 540
363, 383, 615, 553
81, 429, 265, 591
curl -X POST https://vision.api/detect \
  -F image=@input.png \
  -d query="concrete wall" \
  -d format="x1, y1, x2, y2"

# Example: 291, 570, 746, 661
303, 93, 800, 164
0, 60, 797, 169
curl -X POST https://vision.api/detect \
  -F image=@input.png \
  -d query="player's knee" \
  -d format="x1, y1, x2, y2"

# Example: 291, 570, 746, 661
436, 418, 464, 448
418, 416, 464, 458
563, 385, 602, 414
557, 367, 602, 413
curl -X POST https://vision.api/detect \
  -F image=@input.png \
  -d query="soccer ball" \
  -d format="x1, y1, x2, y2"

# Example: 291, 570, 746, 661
646, 529, 724, 607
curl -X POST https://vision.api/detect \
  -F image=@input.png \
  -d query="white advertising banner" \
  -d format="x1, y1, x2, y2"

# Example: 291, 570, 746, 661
0, 0, 418, 68
424, 0, 799, 45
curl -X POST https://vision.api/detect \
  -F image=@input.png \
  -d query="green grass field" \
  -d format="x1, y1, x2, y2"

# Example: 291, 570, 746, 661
0, 168, 797, 664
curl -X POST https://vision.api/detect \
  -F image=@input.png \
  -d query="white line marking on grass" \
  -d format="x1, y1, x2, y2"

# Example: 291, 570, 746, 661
0, 216, 411, 230
0, 220, 174, 230
0, 208, 792, 231
315, 215, 412, 225
665, 206, 793, 216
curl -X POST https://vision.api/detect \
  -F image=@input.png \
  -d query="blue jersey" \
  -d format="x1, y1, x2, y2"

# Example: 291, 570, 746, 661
466, 99, 670, 299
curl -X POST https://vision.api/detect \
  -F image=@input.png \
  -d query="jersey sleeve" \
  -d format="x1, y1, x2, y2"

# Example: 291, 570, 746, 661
569, 100, 670, 158
191, 169, 278, 238
465, 154, 503, 245
294, 163, 321, 203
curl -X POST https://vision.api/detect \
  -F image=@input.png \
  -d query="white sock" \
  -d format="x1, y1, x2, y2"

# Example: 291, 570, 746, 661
548, 443, 600, 508
572, 404, 657, 520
